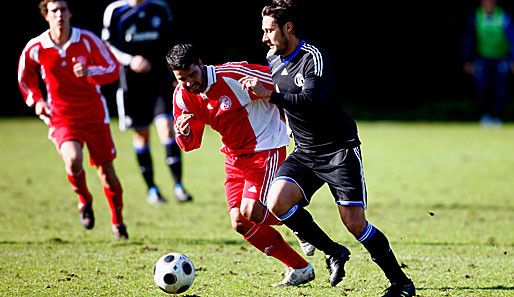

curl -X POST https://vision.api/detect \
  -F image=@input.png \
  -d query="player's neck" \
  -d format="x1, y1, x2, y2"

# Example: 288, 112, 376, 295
49, 26, 71, 48
282, 37, 301, 58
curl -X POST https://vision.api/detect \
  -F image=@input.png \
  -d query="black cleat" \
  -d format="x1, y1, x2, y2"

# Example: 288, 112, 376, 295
325, 244, 351, 286
382, 280, 416, 297
112, 224, 129, 240
79, 203, 95, 230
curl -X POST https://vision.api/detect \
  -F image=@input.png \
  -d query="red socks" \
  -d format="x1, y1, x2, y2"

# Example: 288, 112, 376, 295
104, 180, 124, 225
244, 223, 308, 269
67, 169, 92, 208
67, 170, 124, 225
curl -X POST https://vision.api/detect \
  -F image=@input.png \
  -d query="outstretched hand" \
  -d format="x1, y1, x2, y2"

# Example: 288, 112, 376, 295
238, 76, 272, 100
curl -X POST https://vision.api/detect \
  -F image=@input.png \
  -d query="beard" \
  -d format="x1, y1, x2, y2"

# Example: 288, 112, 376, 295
271, 31, 289, 56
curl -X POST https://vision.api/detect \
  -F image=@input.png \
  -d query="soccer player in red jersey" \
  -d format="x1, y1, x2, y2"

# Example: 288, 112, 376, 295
166, 43, 314, 287
17, 0, 128, 239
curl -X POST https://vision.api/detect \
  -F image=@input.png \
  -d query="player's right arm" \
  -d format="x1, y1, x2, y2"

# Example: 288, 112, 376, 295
18, 43, 44, 109
173, 89, 205, 152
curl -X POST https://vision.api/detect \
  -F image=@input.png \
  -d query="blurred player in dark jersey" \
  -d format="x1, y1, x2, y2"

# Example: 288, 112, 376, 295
103, 0, 191, 204
239, 1, 415, 296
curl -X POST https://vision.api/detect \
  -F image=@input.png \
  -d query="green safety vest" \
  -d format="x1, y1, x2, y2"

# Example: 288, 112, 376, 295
475, 7, 509, 59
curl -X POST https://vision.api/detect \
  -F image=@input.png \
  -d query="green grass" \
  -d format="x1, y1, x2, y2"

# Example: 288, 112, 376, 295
1, 117, 513, 296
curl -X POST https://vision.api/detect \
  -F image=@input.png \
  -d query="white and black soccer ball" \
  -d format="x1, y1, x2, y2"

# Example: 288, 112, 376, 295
153, 253, 195, 294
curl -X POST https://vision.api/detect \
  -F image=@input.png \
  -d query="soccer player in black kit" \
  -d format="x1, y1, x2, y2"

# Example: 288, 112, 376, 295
102, 0, 191, 204
239, 1, 416, 296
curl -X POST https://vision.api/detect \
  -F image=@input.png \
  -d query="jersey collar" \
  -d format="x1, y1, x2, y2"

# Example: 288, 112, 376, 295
270, 40, 305, 76
41, 27, 80, 49
200, 65, 216, 99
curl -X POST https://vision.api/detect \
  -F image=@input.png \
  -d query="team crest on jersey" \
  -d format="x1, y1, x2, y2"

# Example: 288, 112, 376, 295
294, 73, 304, 87
219, 95, 232, 111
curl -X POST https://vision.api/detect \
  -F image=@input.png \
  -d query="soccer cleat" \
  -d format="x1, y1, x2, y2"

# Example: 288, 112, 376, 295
78, 203, 95, 230
325, 244, 351, 286
296, 235, 316, 256
112, 224, 129, 240
147, 186, 166, 205
174, 184, 192, 203
272, 262, 315, 287
382, 280, 416, 297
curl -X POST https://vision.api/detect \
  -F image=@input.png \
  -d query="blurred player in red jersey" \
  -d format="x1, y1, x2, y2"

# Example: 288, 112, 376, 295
166, 43, 314, 287
17, 0, 128, 239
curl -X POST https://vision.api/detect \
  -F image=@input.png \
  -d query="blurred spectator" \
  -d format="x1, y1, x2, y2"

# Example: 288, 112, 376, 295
462, 0, 514, 127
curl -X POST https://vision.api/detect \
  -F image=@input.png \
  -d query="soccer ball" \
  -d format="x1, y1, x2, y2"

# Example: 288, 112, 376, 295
153, 253, 195, 294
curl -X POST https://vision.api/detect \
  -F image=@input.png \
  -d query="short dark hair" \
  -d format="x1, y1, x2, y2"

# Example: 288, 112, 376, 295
166, 43, 201, 71
39, 0, 70, 17
262, 0, 304, 38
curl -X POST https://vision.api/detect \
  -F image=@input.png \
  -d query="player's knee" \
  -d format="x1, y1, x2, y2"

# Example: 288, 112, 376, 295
240, 200, 263, 223
342, 215, 367, 237
64, 157, 83, 176
230, 216, 249, 235
267, 180, 303, 216
267, 192, 295, 217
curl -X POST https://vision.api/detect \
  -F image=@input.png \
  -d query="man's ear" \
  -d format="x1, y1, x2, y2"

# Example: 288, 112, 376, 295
284, 22, 293, 33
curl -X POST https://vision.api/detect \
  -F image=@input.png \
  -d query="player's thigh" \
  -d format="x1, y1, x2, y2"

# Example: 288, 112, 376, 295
225, 155, 245, 211
321, 147, 367, 209
268, 154, 323, 215
121, 86, 156, 129
242, 148, 285, 205
50, 125, 84, 173
84, 124, 117, 167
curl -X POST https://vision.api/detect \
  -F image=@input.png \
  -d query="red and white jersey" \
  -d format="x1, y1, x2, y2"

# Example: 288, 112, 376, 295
173, 62, 289, 155
18, 27, 119, 126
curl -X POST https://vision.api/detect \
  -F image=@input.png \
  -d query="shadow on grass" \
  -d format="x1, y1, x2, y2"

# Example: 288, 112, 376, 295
418, 285, 514, 291
0, 238, 242, 246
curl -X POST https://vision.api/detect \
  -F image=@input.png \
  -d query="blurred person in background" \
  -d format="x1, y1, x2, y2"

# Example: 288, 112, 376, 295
18, 0, 128, 239
462, 0, 514, 127
103, 0, 192, 204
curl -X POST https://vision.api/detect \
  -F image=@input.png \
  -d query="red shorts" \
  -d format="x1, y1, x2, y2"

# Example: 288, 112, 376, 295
49, 123, 117, 166
224, 147, 286, 211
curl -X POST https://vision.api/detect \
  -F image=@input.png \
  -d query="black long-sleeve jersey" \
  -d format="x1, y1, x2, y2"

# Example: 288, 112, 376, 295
268, 40, 360, 155
102, 0, 174, 86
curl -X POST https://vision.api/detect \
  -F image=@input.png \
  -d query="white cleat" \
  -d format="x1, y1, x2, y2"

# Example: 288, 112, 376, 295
296, 235, 316, 256
272, 262, 315, 287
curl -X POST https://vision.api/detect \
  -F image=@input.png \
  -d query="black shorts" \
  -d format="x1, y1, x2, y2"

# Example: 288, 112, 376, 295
116, 72, 174, 130
273, 146, 367, 208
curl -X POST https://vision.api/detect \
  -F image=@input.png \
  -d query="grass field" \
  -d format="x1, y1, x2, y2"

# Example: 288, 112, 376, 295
0, 117, 513, 296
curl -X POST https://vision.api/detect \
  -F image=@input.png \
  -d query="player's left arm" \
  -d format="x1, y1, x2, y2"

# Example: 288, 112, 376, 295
269, 53, 331, 109
79, 31, 120, 85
